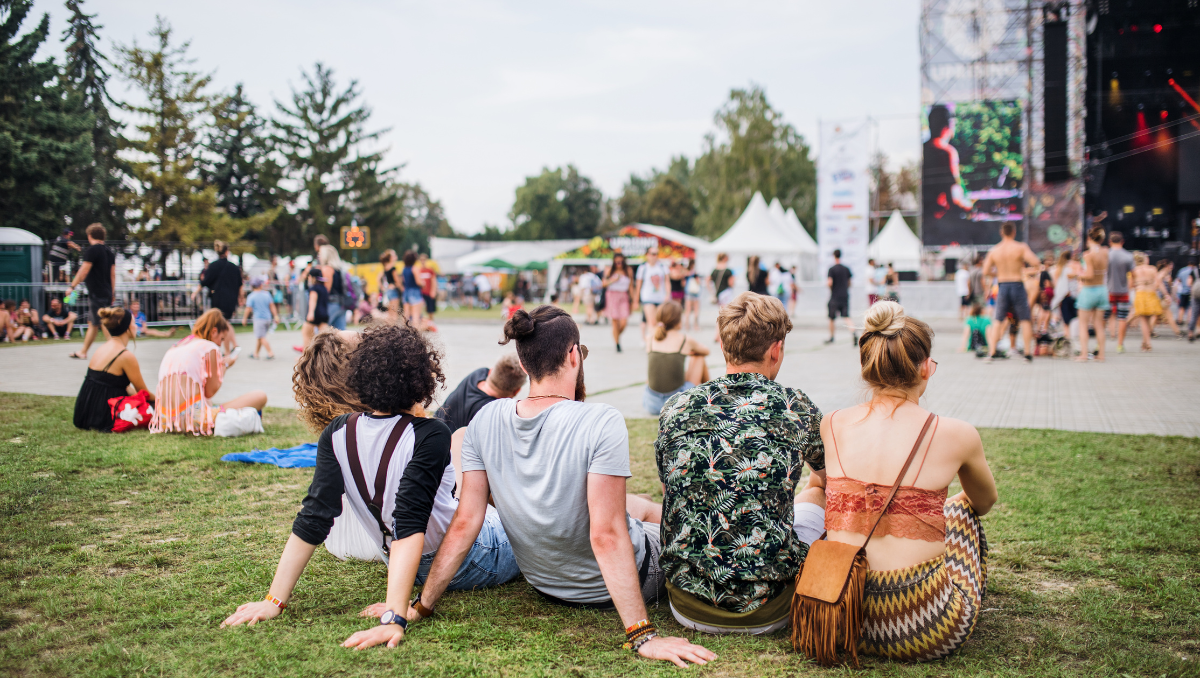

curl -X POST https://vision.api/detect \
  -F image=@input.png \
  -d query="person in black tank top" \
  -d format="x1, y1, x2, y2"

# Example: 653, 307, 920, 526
74, 307, 154, 430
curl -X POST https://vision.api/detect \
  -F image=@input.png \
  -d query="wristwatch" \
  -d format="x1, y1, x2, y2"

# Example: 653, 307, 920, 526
379, 610, 408, 630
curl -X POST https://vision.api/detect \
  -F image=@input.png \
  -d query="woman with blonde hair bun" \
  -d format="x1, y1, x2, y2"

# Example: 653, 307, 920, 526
816, 300, 998, 662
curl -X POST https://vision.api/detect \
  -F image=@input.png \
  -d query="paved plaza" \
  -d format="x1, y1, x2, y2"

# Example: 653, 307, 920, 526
3, 309, 1198, 437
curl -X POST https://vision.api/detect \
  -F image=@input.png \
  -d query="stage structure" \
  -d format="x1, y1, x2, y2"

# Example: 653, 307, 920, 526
1084, 0, 1200, 260
920, 0, 1088, 254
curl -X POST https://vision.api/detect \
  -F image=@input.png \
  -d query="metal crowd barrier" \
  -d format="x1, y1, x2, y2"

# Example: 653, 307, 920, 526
0, 281, 205, 336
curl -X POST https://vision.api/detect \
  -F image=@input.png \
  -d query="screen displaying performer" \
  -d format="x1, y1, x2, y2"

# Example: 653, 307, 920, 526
922, 101, 1024, 246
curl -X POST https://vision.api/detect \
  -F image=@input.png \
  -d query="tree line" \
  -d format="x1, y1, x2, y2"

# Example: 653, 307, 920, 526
485, 86, 820, 242
2, 0, 917, 253
0, 0, 449, 257
484, 88, 917, 243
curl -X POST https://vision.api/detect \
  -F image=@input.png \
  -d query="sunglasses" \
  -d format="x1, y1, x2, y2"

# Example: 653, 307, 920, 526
576, 344, 589, 360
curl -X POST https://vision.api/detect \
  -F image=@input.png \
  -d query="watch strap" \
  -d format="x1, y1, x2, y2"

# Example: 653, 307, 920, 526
411, 597, 435, 619
264, 594, 287, 610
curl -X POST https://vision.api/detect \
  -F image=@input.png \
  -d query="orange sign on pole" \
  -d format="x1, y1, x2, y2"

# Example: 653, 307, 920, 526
341, 224, 370, 249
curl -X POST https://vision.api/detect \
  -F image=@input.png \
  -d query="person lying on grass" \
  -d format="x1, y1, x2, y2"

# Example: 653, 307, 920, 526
221, 322, 521, 638
405, 305, 717, 668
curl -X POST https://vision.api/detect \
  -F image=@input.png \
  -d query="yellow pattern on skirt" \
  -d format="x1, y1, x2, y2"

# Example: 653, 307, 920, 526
1133, 290, 1164, 318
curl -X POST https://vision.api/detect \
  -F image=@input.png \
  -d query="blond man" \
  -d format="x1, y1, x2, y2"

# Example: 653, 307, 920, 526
654, 292, 826, 634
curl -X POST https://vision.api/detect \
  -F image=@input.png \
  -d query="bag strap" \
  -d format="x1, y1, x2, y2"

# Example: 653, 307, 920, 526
860, 413, 936, 549
344, 412, 416, 541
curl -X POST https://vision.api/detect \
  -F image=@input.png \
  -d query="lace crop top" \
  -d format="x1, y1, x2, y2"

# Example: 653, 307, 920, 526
824, 412, 947, 542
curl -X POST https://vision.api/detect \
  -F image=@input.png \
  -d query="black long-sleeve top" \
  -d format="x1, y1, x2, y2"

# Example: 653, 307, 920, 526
292, 413, 453, 546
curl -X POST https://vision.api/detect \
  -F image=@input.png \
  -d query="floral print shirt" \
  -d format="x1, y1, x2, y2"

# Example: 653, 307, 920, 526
654, 372, 825, 613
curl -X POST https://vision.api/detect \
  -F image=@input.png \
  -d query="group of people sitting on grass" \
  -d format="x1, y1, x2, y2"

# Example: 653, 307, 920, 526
219, 293, 998, 667
73, 308, 267, 434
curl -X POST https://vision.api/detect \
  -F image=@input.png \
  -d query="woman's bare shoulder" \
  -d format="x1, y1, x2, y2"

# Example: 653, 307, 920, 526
933, 415, 982, 453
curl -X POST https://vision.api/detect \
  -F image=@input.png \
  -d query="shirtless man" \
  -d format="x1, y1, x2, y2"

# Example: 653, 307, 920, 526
982, 222, 1040, 363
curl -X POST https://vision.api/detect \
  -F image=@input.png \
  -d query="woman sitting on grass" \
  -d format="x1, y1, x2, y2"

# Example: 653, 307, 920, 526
149, 309, 267, 436
821, 301, 997, 662
643, 300, 709, 415
221, 322, 520, 641
73, 307, 155, 431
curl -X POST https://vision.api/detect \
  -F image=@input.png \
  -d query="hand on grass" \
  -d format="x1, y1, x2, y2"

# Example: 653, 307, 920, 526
637, 636, 717, 668
341, 624, 404, 650
358, 602, 386, 618
221, 601, 282, 627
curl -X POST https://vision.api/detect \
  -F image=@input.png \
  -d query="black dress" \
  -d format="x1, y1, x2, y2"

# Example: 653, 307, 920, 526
73, 350, 131, 431
309, 282, 330, 324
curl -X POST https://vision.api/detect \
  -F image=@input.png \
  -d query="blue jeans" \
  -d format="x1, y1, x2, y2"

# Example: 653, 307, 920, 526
643, 382, 695, 416
327, 301, 347, 330
415, 508, 520, 591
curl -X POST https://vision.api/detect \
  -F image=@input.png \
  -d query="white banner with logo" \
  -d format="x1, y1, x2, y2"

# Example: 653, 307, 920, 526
817, 121, 871, 282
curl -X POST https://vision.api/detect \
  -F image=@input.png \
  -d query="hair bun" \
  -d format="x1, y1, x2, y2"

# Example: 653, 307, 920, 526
863, 300, 906, 337
503, 309, 536, 340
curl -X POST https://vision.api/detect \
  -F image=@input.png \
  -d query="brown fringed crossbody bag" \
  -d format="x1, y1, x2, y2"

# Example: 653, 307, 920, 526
789, 413, 936, 668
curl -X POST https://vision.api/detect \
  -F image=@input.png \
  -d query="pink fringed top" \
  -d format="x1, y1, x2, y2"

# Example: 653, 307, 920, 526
149, 335, 224, 436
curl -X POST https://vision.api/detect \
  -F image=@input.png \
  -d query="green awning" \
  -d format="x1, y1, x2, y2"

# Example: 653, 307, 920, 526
481, 258, 516, 269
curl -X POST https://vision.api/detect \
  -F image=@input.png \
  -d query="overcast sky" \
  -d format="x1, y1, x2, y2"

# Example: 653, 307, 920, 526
31, 0, 922, 234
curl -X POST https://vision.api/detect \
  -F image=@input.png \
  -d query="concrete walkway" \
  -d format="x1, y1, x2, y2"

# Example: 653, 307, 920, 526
3, 311, 1198, 437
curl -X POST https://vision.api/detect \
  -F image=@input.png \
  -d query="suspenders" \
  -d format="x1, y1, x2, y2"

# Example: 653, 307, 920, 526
344, 412, 415, 555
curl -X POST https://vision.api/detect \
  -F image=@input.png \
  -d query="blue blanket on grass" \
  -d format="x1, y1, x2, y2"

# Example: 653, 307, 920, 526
221, 443, 318, 468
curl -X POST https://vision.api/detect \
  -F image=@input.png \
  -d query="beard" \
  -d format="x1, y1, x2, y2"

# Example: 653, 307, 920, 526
574, 361, 587, 402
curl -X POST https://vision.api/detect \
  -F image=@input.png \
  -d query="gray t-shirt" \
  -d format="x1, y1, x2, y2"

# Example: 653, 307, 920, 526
1108, 248, 1134, 295
461, 399, 647, 604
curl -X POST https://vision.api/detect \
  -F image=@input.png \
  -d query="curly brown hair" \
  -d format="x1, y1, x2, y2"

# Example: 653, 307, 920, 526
292, 332, 366, 433
346, 323, 445, 414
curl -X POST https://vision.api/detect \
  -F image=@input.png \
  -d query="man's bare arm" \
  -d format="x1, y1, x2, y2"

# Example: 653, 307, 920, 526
587, 473, 716, 668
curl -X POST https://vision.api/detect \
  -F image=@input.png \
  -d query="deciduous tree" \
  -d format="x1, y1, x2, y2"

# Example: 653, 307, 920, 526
691, 86, 815, 239
508, 165, 601, 240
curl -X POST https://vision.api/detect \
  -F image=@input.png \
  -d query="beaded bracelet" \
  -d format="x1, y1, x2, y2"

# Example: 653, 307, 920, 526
630, 632, 659, 653
622, 620, 658, 650
625, 619, 653, 636
264, 594, 287, 610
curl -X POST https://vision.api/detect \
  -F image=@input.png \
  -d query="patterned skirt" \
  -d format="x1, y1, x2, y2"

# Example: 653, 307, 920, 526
859, 497, 988, 662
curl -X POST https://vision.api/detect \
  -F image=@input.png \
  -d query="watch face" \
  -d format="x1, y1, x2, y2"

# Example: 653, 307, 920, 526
380, 610, 395, 625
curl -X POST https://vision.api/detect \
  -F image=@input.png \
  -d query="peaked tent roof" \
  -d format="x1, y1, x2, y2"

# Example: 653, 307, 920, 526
869, 210, 923, 271
710, 192, 810, 255
783, 206, 819, 254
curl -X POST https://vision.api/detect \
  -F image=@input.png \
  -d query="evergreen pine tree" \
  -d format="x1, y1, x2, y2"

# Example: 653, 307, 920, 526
204, 84, 270, 218
0, 0, 91, 239
116, 16, 272, 247
60, 0, 127, 236
272, 62, 387, 250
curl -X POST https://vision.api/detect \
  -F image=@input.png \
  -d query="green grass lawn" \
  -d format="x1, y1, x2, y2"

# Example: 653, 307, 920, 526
1, 393, 1197, 677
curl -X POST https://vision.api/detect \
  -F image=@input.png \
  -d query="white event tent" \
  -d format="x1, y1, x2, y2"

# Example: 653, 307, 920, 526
869, 210, 923, 273
707, 192, 819, 280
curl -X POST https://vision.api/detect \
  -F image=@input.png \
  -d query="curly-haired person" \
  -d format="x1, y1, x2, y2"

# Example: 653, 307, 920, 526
222, 323, 521, 645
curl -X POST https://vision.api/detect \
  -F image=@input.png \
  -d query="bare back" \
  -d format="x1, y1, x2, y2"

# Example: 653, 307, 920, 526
985, 239, 1036, 283
820, 402, 995, 570
1081, 247, 1109, 286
